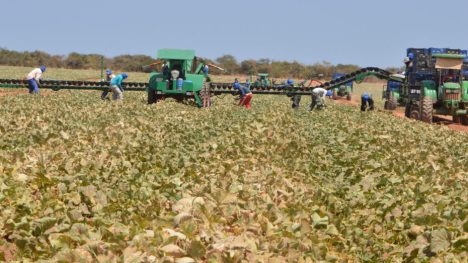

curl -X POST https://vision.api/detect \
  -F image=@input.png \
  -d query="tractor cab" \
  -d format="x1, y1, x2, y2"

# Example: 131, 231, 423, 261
254, 73, 271, 87
147, 49, 207, 106
432, 54, 465, 108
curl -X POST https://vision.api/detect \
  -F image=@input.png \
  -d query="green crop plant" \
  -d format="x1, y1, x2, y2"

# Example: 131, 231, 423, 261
0, 80, 466, 262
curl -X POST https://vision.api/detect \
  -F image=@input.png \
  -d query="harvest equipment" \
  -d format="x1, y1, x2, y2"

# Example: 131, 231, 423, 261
389, 48, 468, 124
146, 49, 215, 107
382, 77, 405, 110
250, 73, 272, 88
331, 73, 353, 100
0, 49, 407, 111
0, 66, 401, 102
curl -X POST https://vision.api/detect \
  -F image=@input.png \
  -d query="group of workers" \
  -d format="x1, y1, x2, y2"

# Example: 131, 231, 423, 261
232, 78, 374, 111
25, 65, 374, 110
25, 66, 128, 100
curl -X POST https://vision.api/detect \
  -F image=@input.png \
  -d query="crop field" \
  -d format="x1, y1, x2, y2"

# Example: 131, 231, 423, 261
0, 68, 467, 262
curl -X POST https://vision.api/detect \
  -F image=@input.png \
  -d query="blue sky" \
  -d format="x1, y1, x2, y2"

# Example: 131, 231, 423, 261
1, 0, 467, 67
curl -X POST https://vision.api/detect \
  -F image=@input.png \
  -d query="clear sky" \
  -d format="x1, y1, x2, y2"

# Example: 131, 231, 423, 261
2, 0, 468, 67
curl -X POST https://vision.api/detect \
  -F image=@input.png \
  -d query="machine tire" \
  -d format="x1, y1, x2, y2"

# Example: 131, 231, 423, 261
405, 103, 411, 118
453, 115, 461, 124
388, 94, 398, 110
409, 103, 420, 120
384, 101, 389, 110
461, 115, 468, 126
346, 93, 352, 101
148, 89, 156, 104
420, 96, 433, 123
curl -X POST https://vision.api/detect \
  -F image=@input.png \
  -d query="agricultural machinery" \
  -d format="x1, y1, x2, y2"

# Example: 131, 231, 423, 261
250, 73, 272, 88
382, 78, 404, 110
382, 48, 468, 124
331, 73, 353, 100
146, 49, 218, 107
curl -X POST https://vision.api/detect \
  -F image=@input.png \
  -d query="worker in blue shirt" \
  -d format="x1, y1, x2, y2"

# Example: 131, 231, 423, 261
101, 69, 116, 100
361, 92, 374, 111
110, 73, 128, 100
234, 82, 253, 109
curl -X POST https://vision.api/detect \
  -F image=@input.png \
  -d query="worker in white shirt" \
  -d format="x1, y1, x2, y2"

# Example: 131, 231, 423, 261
309, 87, 328, 111
25, 65, 46, 94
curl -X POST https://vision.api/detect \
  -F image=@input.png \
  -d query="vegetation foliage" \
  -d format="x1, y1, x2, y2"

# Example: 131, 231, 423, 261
0, 87, 466, 262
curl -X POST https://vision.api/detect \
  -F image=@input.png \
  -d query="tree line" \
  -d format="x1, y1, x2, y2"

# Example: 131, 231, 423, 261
0, 48, 399, 79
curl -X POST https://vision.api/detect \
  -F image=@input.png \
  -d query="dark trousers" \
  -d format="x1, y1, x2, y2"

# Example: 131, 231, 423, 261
361, 98, 374, 111
292, 95, 301, 109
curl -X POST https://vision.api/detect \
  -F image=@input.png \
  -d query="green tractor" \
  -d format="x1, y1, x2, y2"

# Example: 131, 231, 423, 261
403, 49, 468, 124
331, 73, 353, 100
382, 78, 405, 110
251, 73, 271, 87
147, 49, 216, 107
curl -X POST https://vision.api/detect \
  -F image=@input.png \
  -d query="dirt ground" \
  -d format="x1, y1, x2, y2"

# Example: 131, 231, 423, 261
0, 243, 17, 261
332, 96, 468, 132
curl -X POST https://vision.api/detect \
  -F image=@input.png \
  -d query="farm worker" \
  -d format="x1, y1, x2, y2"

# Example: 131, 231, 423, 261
110, 73, 128, 100
361, 92, 375, 111
443, 70, 457, 83
203, 65, 209, 77
25, 65, 46, 94
234, 82, 253, 109
286, 79, 302, 109
403, 53, 414, 73
326, 89, 333, 98
101, 69, 116, 100
245, 79, 251, 88
162, 61, 170, 80
309, 87, 327, 111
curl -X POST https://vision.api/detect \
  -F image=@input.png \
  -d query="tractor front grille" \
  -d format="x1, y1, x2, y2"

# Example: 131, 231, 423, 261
443, 89, 460, 101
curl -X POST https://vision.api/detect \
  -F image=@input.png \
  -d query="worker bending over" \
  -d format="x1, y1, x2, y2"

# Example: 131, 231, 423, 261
110, 73, 128, 100
309, 87, 327, 111
101, 69, 116, 100
234, 82, 253, 109
25, 65, 46, 94
361, 92, 374, 111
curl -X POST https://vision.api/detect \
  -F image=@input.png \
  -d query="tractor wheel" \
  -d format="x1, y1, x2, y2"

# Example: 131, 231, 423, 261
420, 96, 433, 123
346, 93, 352, 101
453, 115, 461, 124
405, 103, 412, 118
461, 115, 468, 126
148, 89, 157, 104
409, 103, 420, 120
384, 101, 390, 110
388, 94, 398, 110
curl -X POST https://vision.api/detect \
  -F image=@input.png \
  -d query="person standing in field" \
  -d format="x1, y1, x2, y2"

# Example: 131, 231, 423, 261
25, 65, 46, 94
101, 69, 116, 100
234, 82, 253, 109
361, 92, 374, 111
110, 73, 128, 100
309, 87, 327, 111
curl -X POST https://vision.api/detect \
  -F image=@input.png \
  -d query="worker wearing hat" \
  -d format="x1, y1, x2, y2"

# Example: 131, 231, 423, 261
234, 82, 253, 109
361, 92, 374, 111
101, 69, 116, 100
110, 73, 128, 100
25, 65, 46, 94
